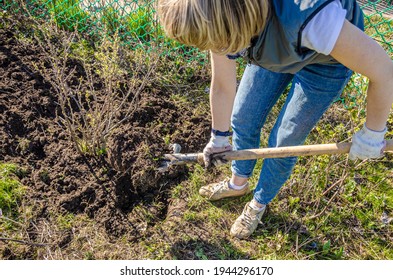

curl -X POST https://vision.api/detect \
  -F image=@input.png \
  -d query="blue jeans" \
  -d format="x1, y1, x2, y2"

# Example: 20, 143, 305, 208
231, 63, 353, 205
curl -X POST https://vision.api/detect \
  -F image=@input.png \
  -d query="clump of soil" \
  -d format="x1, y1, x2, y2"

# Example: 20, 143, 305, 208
0, 14, 210, 257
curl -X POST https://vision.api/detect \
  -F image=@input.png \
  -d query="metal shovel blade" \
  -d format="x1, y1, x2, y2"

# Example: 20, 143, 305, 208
158, 153, 202, 173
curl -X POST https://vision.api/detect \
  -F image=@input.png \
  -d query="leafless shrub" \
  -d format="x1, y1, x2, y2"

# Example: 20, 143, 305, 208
31, 22, 156, 156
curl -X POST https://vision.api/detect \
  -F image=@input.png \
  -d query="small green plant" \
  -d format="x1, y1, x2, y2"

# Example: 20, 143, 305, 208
57, 213, 75, 230
39, 169, 50, 183
16, 138, 31, 154
99, 6, 121, 35
195, 246, 208, 260
69, 38, 94, 60
0, 163, 25, 217
124, 5, 155, 41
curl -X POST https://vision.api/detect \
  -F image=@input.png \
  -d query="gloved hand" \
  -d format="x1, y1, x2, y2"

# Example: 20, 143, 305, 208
349, 124, 387, 160
203, 133, 232, 168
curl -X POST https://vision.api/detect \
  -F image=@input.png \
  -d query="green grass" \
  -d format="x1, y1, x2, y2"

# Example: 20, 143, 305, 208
4, 0, 200, 63
46, 0, 91, 32
39, 0, 162, 46
122, 5, 156, 41
0, 163, 25, 216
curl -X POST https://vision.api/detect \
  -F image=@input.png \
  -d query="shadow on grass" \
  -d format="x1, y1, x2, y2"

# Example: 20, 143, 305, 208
169, 238, 251, 260
204, 200, 345, 259
255, 211, 346, 260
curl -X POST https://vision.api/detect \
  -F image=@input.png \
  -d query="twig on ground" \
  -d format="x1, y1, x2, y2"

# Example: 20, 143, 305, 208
0, 236, 51, 247
309, 188, 341, 220
0, 215, 25, 228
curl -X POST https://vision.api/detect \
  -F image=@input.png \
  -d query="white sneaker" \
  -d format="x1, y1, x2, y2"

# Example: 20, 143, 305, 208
230, 202, 265, 239
199, 178, 251, 201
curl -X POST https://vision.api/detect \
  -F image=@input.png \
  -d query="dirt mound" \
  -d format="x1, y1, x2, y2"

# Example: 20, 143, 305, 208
0, 15, 210, 255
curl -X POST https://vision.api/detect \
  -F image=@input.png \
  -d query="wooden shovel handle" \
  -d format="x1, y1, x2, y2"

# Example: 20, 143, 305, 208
210, 139, 393, 162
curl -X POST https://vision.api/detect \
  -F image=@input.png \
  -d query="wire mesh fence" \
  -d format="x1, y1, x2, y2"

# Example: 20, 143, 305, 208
1, 0, 393, 107
344, 0, 393, 108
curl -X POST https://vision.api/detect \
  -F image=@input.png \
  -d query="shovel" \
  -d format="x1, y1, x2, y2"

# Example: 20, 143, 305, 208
158, 140, 393, 172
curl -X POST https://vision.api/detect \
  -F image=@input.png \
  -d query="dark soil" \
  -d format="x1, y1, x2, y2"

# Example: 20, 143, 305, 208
0, 15, 210, 258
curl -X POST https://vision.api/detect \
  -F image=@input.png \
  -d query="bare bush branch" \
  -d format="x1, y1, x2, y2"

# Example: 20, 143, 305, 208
25, 12, 157, 157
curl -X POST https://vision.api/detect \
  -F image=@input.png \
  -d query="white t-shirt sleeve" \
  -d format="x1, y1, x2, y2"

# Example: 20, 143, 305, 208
301, 0, 347, 55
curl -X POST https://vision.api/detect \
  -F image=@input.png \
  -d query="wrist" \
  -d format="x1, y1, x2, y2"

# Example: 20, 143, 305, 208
211, 128, 232, 137
364, 123, 387, 133
359, 123, 387, 142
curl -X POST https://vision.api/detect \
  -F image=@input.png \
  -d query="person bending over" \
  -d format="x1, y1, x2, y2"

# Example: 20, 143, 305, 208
158, 0, 393, 239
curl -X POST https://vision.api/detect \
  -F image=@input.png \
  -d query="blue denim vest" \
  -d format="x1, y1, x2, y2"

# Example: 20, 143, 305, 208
243, 0, 364, 73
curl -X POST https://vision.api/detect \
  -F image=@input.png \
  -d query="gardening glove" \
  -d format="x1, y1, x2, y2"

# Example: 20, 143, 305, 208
203, 132, 232, 168
349, 124, 387, 160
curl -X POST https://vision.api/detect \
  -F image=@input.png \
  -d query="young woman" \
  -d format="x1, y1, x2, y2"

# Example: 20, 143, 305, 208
158, 0, 393, 239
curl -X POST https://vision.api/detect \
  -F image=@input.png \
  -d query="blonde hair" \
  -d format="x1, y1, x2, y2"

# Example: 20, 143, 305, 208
157, 0, 270, 55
